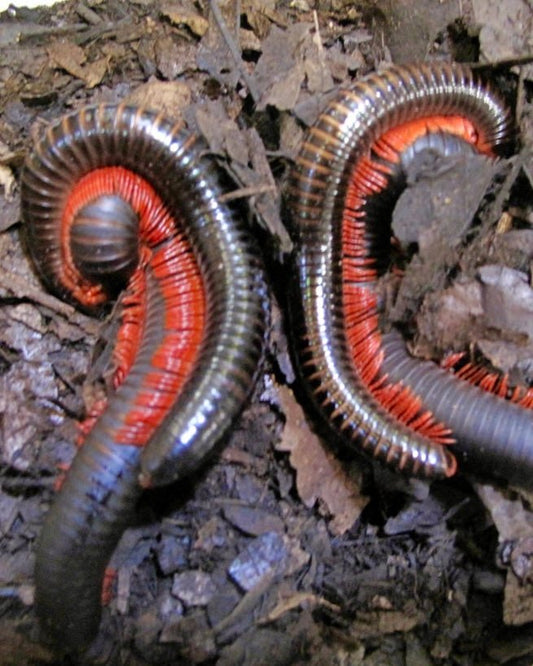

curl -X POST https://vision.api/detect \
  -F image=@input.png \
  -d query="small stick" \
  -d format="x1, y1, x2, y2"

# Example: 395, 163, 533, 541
0, 270, 98, 333
219, 183, 276, 203
209, 0, 260, 104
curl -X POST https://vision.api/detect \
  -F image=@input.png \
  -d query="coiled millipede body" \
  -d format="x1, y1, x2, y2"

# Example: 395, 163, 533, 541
289, 62, 533, 486
22, 105, 267, 650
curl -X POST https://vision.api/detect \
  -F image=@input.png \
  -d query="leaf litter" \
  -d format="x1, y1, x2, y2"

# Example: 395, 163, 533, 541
0, 0, 532, 663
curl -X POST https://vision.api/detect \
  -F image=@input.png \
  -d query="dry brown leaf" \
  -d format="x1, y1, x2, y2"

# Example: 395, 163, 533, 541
279, 114, 304, 159
502, 570, 533, 626
194, 103, 291, 249
479, 265, 533, 339
258, 591, 340, 623
476, 483, 533, 626
161, 1, 209, 37
472, 0, 533, 80
476, 484, 533, 540
125, 80, 191, 118
47, 40, 107, 88
274, 382, 367, 534
242, 0, 284, 39
196, 1, 240, 90
253, 24, 309, 110
153, 34, 197, 79
261, 63, 305, 111
195, 102, 248, 161
350, 607, 426, 639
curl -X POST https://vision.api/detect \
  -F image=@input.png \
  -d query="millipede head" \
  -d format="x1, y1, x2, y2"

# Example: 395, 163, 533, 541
70, 194, 140, 290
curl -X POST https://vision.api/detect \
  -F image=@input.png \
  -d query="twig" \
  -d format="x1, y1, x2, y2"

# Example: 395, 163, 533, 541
209, 0, 260, 104
75, 19, 133, 46
235, 0, 241, 50
218, 183, 277, 203
0, 475, 56, 491
312, 10, 324, 57
492, 151, 528, 218
470, 54, 533, 70
0, 22, 87, 47
0, 270, 98, 334
75, 2, 103, 25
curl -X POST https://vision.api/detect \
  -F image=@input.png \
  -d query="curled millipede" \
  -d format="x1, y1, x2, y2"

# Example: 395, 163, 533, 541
289, 62, 533, 484
22, 105, 267, 650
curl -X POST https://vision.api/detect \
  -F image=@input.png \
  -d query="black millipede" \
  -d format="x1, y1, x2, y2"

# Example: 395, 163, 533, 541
288, 62, 533, 484
21, 104, 267, 651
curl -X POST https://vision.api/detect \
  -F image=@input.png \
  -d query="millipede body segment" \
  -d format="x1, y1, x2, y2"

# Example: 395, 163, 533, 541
289, 62, 533, 484
22, 105, 267, 650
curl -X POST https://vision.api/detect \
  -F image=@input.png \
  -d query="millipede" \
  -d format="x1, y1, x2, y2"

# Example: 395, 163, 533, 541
289, 62, 533, 486
21, 105, 267, 651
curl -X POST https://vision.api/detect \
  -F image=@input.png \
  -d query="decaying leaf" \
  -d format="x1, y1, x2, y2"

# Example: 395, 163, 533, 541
194, 101, 291, 250
242, 0, 285, 39
476, 483, 533, 625
350, 606, 426, 639
125, 80, 192, 118
254, 22, 333, 112
47, 40, 107, 88
472, 0, 533, 80
273, 381, 367, 534
196, 0, 240, 89
153, 34, 198, 79
258, 591, 340, 624
160, 1, 209, 37
3, 1, 533, 661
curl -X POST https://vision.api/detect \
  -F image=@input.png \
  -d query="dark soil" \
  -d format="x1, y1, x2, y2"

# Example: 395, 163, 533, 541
1, 1, 532, 665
